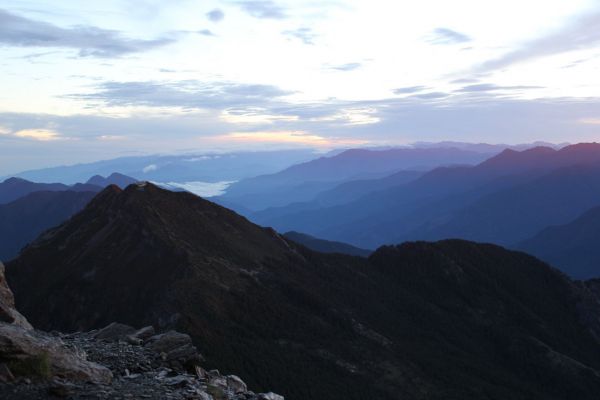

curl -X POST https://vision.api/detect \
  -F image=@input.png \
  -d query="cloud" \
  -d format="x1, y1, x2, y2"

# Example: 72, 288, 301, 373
14, 128, 60, 141
143, 164, 158, 173
456, 83, 544, 92
450, 78, 480, 84
477, 11, 600, 72
311, 108, 380, 125
410, 92, 449, 99
393, 86, 428, 94
283, 27, 316, 45
206, 8, 225, 22
0, 9, 175, 57
69, 80, 294, 109
579, 118, 600, 125
197, 29, 215, 36
212, 130, 368, 147
221, 108, 298, 124
329, 62, 362, 71
234, 1, 287, 19
427, 28, 471, 45
4, 95, 600, 175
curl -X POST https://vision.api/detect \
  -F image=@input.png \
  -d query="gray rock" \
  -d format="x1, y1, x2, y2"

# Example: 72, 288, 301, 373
0, 262, 32, 330
226, 375, 248, 394
132, 326, 156, 341
145, 331, 202, 366
92, 322, 136, 341
0, 323, 112, 384
0, 363, 14, 383
258, 392, 285, 400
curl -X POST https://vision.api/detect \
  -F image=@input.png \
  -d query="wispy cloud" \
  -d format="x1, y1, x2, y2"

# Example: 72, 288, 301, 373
197, 29, 215, 37
69, 80, 294, 109
14, 128, 60, 141
283, 27, 316, 45
234, 1, 287, 19
206, 8, 225, 22
329, 62, 362, 71
0, 9, 175, 57
456, 83, 544, 92
212, 130, 368, 147
393, 86, 428, 94
410, 92, 449, 99
477, 11, 600, 72
427, 28, 471, 45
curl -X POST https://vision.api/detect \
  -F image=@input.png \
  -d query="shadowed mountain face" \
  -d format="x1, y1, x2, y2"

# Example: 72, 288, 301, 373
518, 206, 600, 279
0, 177, 99, 205
0, 190, 97, 261
283, 231, 372, 257
7, 184, 600, 400
251, 143, 600, 249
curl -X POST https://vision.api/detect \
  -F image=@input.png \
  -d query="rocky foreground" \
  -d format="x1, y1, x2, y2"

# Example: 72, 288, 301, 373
0, 262, 282, 399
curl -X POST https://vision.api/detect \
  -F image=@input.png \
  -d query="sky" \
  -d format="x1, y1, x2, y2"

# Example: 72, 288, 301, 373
1, 0, 600, 174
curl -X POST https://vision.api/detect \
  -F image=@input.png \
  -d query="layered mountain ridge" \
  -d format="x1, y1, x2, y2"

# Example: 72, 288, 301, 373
7, 183, 600, 400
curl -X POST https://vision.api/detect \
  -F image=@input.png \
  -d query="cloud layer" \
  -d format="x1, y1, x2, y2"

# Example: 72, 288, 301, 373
0, 9, 174, 57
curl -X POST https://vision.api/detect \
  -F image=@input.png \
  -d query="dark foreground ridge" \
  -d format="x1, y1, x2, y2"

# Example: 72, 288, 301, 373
0, 261, 282, 400
7, 183, 600, 400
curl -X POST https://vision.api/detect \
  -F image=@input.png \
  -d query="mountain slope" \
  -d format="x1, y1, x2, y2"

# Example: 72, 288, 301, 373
418, 164, 600, 245
220, 147, 494, 211
0, 190, 97, 261
86, 172, 137, 188
7, 183, 600, 400
283, 231, 372, 256
0, 177, 99, 204
518, 206, 600, 279
253, 143, 600, 248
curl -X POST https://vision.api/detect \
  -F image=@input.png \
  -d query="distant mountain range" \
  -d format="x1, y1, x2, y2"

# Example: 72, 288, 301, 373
518, 206, 600, 279
7, 183, 600, 400
0, 177, 98, 205
0, 190, 97, 261
0, 173, 137, 261
250, 144, 600, 268
283, 231, 371, 257
10, 150, 318, 184
219, 147, 497, 211
86, 172, 137, 188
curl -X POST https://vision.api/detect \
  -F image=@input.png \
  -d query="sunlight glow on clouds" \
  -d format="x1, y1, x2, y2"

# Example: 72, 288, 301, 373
14, 129, 61, 141
213, 130, 369, 147
580, 118, 600, 125
0, 0, 600, 173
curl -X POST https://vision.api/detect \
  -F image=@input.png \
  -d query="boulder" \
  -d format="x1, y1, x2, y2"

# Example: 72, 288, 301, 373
259, 393, 285, 400
0, 323, 112, 383
0, 261, 32, 330
226, 374, 248, 393
131, 326, 155, 341
145, 331, 202, 366
92, 322, 136, 341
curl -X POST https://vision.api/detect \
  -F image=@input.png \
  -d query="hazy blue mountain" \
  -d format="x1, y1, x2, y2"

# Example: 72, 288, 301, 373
416, 163, 600, 245
252, 143, 600, 249
11, 150, 318, 184
518, 206, 600, 279
86, 172, 137, 188
0, 177, 100, 205
283, 231, 372, 256
220, 147, 495, 211
0, 190, 97, 261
